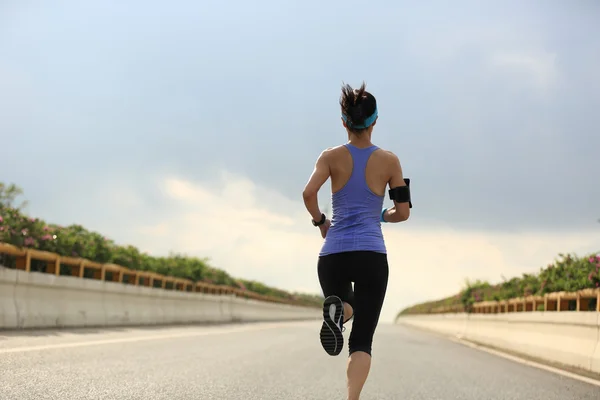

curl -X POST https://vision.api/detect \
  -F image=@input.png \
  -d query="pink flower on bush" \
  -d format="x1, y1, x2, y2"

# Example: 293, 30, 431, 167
41, 234, 52, 241
21, 229, 27, 235
0, 216, 3, 223
24, 237, 35, 246
43, 226, 50, 232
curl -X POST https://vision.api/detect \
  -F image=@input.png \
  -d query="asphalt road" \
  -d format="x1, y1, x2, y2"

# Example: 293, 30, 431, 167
0, 320, 598, 399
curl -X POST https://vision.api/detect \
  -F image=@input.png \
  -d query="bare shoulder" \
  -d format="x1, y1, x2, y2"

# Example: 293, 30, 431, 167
376, 147, 402, 167
329, 144, 348, 153
319, 145, 347, 159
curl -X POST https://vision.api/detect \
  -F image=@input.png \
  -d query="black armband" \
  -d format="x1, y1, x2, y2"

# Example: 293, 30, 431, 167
388, 178, 412, 208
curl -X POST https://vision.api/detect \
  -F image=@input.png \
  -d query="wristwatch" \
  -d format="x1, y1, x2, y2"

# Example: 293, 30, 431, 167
312, 213, 326, 227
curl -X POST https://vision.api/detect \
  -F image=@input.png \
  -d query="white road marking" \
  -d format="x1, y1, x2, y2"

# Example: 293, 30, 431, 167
449, 336, 600, 388
397, 322, 600, 388
0, 321, 307, 354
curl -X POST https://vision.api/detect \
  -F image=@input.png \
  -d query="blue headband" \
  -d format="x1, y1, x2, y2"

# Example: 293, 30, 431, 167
342, 108, 378, 129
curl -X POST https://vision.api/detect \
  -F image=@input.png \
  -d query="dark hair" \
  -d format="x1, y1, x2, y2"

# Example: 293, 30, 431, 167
339, 82, 377, 134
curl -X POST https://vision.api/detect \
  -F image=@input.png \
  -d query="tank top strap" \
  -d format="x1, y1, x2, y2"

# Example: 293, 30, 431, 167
344, 144, 379, 188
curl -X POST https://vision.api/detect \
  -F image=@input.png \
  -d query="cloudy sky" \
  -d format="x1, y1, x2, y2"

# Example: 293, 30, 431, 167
1, 1, 599, 322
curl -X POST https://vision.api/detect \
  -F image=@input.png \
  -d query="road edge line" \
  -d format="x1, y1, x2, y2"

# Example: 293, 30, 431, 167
398, 322, 600, 388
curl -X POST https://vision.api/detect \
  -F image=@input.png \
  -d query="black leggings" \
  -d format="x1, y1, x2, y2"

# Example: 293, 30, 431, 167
317, 251, 389, 357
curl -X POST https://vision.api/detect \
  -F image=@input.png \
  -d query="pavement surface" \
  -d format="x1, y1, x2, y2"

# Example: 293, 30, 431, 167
0, 320, 598, 399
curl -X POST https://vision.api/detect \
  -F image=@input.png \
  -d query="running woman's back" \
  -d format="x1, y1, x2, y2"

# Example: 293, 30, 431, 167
320, 143, 396, 256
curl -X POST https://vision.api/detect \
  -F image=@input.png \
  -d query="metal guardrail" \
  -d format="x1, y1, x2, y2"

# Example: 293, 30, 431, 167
0, 242, 308, 307
468, 289, 600, 313
424, 288, 600, 314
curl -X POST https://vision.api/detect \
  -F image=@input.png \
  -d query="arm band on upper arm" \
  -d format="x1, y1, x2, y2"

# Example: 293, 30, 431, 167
388, 178, 412, 208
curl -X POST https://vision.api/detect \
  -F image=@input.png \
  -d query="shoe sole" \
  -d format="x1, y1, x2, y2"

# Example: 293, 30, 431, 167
319, 295, 344, 356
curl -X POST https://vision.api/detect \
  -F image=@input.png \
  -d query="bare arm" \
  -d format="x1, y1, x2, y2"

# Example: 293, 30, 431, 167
302, 150, 331, 222
383, 153, 410, 223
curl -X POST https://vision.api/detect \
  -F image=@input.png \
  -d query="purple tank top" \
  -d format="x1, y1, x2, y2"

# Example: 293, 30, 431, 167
320, 144, 387, 256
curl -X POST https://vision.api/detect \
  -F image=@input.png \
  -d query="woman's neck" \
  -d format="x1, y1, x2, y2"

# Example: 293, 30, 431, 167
347, 132, 373, 148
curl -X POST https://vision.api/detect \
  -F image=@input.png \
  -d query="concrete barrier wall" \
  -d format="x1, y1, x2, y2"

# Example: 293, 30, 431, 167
396, 312, 600, 375
0, 266, 319, 330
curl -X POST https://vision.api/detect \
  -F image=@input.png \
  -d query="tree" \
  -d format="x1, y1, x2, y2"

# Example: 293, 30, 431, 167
0, 183, 27, 210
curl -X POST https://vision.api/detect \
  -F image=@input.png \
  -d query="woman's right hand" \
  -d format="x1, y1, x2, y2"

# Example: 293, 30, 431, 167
319, 219, 331, 238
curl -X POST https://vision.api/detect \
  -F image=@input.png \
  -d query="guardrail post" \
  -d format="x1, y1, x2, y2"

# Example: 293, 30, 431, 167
47, 257, 60, 276
557, 295, 562, 312
16, 250, 31, 272
92, 265, 106, 281
71, 261, 83, 277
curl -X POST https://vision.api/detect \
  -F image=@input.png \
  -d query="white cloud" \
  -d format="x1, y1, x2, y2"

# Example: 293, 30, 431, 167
112, 171, 600, 323
488, 50, 558, 91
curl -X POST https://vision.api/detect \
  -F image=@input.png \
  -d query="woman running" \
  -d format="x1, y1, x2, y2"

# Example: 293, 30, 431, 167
302, 82, 411, 400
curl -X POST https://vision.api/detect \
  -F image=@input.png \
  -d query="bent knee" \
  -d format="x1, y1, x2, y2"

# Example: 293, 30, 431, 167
348, 335, 374, 357
349, 345, 372, 357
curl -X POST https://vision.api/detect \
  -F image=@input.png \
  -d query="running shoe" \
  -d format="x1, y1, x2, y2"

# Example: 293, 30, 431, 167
319, 295, 345, 356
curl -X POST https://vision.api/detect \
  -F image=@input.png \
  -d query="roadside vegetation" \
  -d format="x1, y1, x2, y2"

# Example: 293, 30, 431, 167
0, 183, 323, 307
398, 251, 600, 317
